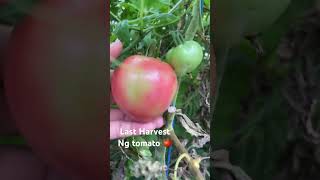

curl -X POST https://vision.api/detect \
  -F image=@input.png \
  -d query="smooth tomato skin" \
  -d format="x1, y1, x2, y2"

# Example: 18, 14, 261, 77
166, 40, 203, 76
4, 1, 106, 180
111, 55, 178, 122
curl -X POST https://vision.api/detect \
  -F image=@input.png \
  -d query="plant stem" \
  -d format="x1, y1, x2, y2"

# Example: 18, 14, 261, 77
172, 32, 180, 46
177, 32, 185, 44
162, 147, 167, 178
139, 0, 145, 31
163, 77, 204, 180
185, 0, 201, 41
166, 77, 182, 129
164, 78, 181, 177
120, 34, 141, 55
110, 11, 121, 22
163, 1, 205, 178
168, 0, 185, 14
168, 129, 204, 180
174, 153, 189, 179
176, 32, 183, 45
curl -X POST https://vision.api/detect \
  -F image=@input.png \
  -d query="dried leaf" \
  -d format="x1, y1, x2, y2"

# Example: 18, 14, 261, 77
176, 112, 208, 137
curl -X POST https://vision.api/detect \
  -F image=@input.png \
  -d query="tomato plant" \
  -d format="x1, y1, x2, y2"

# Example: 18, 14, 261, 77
110, 0, 211, 179
111, 55, 178, 121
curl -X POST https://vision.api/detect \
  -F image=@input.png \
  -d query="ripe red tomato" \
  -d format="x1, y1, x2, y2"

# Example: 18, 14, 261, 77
4, 1, 106, 179
111, 55, 178, 122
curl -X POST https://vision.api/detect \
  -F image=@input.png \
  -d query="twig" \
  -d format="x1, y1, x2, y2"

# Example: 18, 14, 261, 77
110, 11, 121, 22
173, 153, 189, 180
120, 34, 141, 55
168, 128, 204, 180
168, 0, 185, 14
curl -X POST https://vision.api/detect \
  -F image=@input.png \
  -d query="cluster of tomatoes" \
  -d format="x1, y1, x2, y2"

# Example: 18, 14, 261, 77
111, 40, 203, 121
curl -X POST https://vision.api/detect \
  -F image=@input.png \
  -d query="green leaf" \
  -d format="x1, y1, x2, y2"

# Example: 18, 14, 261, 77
128, 13, 180, 31
185, 0, 201, 40
129, 0, 170, 14
131, 136, 153, 159
113, 20, 131, 46
204, 0, 210, 7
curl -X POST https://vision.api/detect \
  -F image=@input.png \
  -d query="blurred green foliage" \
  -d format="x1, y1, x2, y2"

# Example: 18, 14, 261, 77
214, 0, 318, 179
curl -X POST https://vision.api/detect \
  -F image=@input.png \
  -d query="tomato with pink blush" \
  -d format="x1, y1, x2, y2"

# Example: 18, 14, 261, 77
111, 55, 178, 122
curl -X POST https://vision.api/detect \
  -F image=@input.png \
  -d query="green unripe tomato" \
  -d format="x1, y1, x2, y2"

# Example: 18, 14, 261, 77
166, 40, 203, 76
